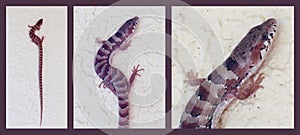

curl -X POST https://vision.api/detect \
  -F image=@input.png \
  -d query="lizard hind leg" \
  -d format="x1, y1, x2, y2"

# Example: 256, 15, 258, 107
41, 35, 45, 42
129, 64, 144, 85
99, 81, 117, 96
235, 73, 265, 100
38, 36, 45, 45
95, 37, 107, 45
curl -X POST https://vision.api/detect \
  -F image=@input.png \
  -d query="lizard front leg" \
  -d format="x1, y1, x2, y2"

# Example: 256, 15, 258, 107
235, 73, 265, 100
184, 70, 206, 87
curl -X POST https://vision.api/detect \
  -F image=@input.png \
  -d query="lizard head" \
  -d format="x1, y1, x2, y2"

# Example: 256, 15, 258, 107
240, 18, 277, 54
118, 16, 139, 38
260, 18, 277, 47
36, 18, 43, 30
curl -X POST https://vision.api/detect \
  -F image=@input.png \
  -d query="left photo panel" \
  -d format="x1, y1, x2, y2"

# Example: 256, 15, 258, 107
6, 6, 67, 128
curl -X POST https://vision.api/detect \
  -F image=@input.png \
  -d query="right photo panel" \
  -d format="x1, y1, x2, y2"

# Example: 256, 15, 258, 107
172, 6, 294, 128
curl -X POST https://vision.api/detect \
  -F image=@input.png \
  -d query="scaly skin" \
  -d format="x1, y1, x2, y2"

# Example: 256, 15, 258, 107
28, 18, 45, 126
94, 16, 144, 128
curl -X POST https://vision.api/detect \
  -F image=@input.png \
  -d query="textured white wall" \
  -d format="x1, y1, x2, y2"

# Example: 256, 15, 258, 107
6, 7, 67, 128
74, 6, 165, 128
172, 6, 294, 128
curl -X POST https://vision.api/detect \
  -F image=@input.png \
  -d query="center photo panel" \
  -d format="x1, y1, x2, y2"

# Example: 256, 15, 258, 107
73, 6, 166, 129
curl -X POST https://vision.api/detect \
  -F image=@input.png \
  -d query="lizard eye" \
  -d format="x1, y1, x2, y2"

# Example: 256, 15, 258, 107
262, 32, 268, 41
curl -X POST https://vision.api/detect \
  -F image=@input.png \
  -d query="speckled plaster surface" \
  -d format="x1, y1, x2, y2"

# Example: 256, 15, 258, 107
74, 6, 165, 128
172, 6, 294, 128
6, 7, 67, 128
